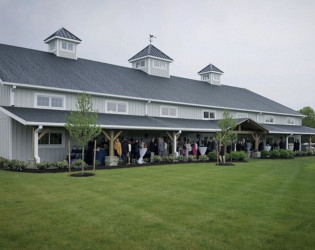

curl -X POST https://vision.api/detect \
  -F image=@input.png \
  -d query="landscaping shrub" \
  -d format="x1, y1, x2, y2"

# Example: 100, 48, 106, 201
132, 159, 138, 164
152, 155, 163, 163
199, 155, 209, 162
269, 150, 280, 159
163, 156, 176, 163
207, 152, 217, 161
53, 160, 68, 169
261, 150, 270, 158
188, 155, 197, 162
306, 150, 313, 156
36, 161, 51, 170
238, 151, 247, 161
71, 160, 87, 169
8, 160, 27, 171
177, 155, 188, 162
0, 157, 10, 168
118, 159, 124, 165
95, 160, 101, 167
231, 151, 240, 161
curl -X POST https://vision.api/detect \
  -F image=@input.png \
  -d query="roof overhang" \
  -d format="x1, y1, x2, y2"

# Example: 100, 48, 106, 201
44, 36, 81, 44
235, 118, 269, 134
198, 71, 223, 75
128, 55, 173, 63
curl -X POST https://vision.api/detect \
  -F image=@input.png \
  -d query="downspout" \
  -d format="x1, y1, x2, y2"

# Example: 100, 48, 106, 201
145, 100, 151, 116
34, 126, 43, 164
173, 130, 181, 156
10, 85, 16, 106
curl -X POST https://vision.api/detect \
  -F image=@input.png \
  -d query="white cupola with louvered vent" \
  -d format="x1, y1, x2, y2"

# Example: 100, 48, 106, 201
128, 44, 173, 78
198, 63, 224, 85
44, 27, 81, 60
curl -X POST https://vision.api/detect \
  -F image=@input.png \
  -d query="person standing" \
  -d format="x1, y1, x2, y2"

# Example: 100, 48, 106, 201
192, 140, 198, 156
121, 138, 129, 165
186, 140, 192, 157
114, 138, 122, 159
149, 138, 156, 162
158, 137, 165, 157
219, 144, 225, 164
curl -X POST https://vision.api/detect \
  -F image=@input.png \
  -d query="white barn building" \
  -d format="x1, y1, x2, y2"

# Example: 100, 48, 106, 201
0, 28, 314, 163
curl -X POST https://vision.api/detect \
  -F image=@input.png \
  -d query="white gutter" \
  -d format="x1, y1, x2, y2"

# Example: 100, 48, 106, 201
34, 126, 43, 164
2, 81, 304, 118
9, 85, 16, 106
145, 100, 151, 116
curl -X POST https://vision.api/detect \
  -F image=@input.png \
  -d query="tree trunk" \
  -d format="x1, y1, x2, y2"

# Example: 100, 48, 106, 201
81, 147, 85, 175
68, 139, 71, 176
93, 140, 96, 174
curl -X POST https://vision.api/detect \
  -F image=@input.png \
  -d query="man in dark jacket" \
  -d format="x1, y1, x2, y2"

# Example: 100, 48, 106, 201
122, 138, 129, 165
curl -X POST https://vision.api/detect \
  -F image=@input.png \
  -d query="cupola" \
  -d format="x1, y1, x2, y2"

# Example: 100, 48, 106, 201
198, 63, 223, 85
128, 44, 173, 78
44, 27, 81, 60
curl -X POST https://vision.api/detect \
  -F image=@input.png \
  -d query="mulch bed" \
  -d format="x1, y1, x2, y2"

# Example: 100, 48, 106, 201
70, 172, 95, 177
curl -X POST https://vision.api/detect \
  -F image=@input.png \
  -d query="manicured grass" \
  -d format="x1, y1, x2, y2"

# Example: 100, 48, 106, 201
1, 158, 315, 250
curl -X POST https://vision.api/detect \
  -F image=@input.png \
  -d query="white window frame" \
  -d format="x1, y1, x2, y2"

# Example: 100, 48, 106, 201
236, 113, 248, 119
202, 74, 210, 80
287, 117, 295, 125
135, 60, 146, 69
203, 110, 216, 120
38, 130, 65, 148
105, 100, 128, 114
153, 59, 166, 70
265, 115, 275, 124
34, 93, 66, 110
49, 41, 56, 52
60, 41, 75, 53
160, 106, 178, 118
212, 74, 220, 81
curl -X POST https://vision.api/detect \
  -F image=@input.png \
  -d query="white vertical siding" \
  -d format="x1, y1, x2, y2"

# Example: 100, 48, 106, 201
11, 119, 32, 161
0, 84, 10, 106
0, 111, 12, 159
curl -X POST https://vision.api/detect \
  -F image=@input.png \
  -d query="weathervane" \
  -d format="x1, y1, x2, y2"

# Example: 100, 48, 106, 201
149, 34, 156, 44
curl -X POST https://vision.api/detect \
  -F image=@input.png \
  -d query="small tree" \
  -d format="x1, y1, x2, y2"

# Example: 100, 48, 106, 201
65, 93, 101, 174
216, 110, 238, 164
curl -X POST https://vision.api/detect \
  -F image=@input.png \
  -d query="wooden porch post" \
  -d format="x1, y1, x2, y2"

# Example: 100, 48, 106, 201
102, 130, 123, 157
308, 135, 313, 151
251, 133, 261, 151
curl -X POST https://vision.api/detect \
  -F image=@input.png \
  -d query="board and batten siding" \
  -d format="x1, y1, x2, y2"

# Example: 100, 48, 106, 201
0, 84, 10, 106
11, 119, 32, 161
0, 111, 12, 159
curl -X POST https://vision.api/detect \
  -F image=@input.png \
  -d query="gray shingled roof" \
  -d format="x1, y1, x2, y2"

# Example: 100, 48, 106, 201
260, 123, 315, 135
128, 44, 173, 62
0, 44, 302, 116
198, 63, 224, 74
0, 106, 220, 131
44, 27, 81, 42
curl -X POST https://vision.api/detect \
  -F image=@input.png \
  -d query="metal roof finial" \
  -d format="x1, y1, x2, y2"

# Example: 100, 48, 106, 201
149, 34, 156, 44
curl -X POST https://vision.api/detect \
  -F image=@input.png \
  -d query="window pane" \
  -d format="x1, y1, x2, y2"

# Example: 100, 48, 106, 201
169, 108, 176, 116
39, 133, 49, 144
50, 133, 62, 145
62, 42, 67, 49
107, 102, 117, 112
68, 43, 73, 51
210, 112, 215, 119
117, 103, 126, 113
51, 97, 63, 107
140, 60, 145, 67
37, 96, 49, 106
204, 112, 209, 118
161, 107, 169, 116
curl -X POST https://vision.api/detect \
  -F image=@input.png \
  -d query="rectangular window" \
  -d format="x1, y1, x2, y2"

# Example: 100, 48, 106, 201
160, 106, 178, 117
203, 110, 216, 119
153, 60, 166, 70
39, 131, 64, 148
135, 60, 145, 69
287, 117, 295, 125
212, 74, 220, 81
265, 115, 274, 123
236, 113, 248, 119
202, 74, 210, 80
35, 93, 65, 110
106, 101, 128, 114
49, 42, 56, 51
61, 41, 74, 52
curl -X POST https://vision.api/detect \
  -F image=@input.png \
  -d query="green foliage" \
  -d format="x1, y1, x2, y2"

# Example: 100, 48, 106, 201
95, 160, 101, 167
278, 149, 294, 159
294, 151, 304, 157
65, 93, 101, 173
261, 150, 270, 158
8, 160, 27, 171
299, 106, 315, 128
132, 159, 138, 164
177, 155, 188, 162
53, 160, 68, 169
269, 150, 280, 159
207, 152, 217, 161
36, 161, 51, 170
163, 156, 176, 163
199, 155, 209, 162
216, 110, 238, 148
306, 150, 313, 156
118, 159, 124, 165
238, 151, 247, 161
231, 151, 240, 161
187, 155, 197, 162
152, 155, 163, 163
71, 160, 87, 169
0, 157, 10, 168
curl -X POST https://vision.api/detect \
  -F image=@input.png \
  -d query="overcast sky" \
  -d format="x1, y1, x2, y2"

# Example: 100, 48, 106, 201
0, 0, 314, 111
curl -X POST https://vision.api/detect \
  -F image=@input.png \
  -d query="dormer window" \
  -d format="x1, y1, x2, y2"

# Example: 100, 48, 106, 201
265, 115, 274, 124
212, 74, 220, 81
153, 60, 166, 70
61, 41, 74, 52
135, 60, 145, 69
49, 41, 56, 51
202, 74, 210, 80
198, 63, 223, 85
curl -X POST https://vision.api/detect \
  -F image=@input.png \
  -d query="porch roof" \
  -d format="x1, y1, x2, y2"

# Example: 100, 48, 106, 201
260, 123, 315, 135
0, 106, 221, 132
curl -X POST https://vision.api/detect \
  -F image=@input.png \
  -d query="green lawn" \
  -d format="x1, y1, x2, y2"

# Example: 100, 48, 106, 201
1, 158, 315, 250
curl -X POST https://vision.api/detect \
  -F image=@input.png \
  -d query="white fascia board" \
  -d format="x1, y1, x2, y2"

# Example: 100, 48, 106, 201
0, 107, 27, 125
268, 130, 315, 135
44, 36, 81, 44
198, 71, 223, 75
129, 55, 173, 63
3, 81, 304, 118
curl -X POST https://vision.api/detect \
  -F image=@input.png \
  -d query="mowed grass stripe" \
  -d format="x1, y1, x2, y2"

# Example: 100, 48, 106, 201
0, 157, 315, 249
